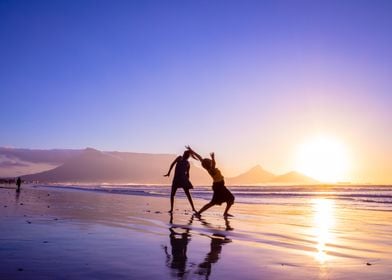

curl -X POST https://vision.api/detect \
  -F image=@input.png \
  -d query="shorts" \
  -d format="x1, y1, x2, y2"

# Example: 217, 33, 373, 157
210, 180, 235, 205
172, 177, 194, 190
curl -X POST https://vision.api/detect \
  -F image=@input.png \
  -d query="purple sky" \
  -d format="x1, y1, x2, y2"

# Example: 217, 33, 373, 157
1, 0, 391, 182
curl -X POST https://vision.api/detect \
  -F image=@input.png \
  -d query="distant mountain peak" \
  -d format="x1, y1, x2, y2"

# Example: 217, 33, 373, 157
272, 171, 318, 184
84, 147, 100, 153
79, 148, 106, 158
249, 165, 267, 172
284, 171, 299, 176
227, 164, 276, 185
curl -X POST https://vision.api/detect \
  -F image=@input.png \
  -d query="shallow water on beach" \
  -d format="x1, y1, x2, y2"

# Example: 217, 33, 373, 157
44, 184, 392, 211
1, 185, 391, 279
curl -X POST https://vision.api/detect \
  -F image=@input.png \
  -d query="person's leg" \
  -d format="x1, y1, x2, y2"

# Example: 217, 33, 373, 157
197, 202, 215, 215
223, 201, 233, 216
223, 190, 235, 216
170, 187, 177, 213
184, 189, 197, 212
169, 213, 174, 224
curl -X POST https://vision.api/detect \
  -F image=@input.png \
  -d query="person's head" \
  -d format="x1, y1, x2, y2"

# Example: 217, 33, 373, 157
201, 158, 212, 170
182, 150, 191, 159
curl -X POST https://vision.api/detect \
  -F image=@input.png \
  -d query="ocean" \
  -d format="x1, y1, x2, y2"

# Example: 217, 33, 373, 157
40, 184, 392, 211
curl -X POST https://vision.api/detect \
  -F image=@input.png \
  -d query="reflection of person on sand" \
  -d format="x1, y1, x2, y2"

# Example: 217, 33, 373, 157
15, 189, 21, 202
163, 215, 193, 278
164, 150, 197, 213
196, 217, 232, 279
186, 147, 234, 217
196, 234, 232, 279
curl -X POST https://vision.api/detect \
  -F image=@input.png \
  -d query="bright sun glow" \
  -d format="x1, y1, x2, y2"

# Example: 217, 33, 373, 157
295, 136, 350, 183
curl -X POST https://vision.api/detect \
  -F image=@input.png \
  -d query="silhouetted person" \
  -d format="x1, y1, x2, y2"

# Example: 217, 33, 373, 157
187, 147, 234, 217
164, 150, 197, 213
16, 177, 22, 193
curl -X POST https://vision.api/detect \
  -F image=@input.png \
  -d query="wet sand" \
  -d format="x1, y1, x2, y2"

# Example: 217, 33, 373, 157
1, 185, 391, 279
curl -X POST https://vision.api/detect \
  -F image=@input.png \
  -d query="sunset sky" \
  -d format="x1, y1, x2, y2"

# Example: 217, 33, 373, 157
1, 0, 391, 183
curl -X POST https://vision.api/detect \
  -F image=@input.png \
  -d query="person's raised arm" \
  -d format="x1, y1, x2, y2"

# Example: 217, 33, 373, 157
164, 156, 180, 177
210, 152, 216, 169
186, 146, 203, 162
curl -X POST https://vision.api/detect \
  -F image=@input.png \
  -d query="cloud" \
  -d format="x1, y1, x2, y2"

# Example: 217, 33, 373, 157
0, 155, 30, 168
0, 154, 59, 177
0, 160, 29, 168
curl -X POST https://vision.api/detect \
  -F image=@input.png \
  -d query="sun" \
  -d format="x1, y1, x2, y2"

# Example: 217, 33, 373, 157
295, 136, 350, 183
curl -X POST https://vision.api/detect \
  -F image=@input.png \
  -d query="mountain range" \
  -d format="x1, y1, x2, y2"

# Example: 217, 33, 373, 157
0, 147, 318, 185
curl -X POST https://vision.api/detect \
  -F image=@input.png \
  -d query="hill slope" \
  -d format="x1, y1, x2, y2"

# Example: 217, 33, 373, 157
226, 165, 276, 185
2, 147, 317, 185
272, 171, 318, 184
23, 148, 210, 184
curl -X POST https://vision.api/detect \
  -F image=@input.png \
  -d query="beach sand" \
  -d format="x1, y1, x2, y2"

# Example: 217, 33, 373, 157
1, 185, 391, 279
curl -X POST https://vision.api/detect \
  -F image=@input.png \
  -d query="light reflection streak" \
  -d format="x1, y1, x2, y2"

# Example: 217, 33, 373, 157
312, 198, 335, 264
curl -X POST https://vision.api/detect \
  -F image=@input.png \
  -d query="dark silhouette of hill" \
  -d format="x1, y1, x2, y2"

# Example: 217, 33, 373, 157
226, 165, 276, 185
271, 171, 318, 184
23, 148, 210, 184
2, 147, 317, 185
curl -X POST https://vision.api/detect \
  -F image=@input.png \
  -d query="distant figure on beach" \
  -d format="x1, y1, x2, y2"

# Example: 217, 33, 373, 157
164, 150, 197, 213
16, 177, 22, 193
187, 147, 234, 217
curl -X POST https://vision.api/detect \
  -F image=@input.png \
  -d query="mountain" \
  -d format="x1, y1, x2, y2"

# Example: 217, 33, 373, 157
22, 148, 210, 185
1, 147, 317, 185
226, 165, 275, 185
271, 171, 318, 185
225, 166, 318, 185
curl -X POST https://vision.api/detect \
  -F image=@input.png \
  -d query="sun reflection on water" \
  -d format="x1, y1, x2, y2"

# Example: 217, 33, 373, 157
312, 198, 335, 264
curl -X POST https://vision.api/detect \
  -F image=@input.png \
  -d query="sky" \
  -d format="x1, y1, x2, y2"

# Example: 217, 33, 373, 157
1, 0, 391, 183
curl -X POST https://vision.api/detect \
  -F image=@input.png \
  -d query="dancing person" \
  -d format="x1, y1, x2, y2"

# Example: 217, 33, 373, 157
164, 150, 197, 213
186, 147, 234, 217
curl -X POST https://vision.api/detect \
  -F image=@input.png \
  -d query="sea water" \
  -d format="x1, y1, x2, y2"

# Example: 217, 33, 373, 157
43, 184, 392, 211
